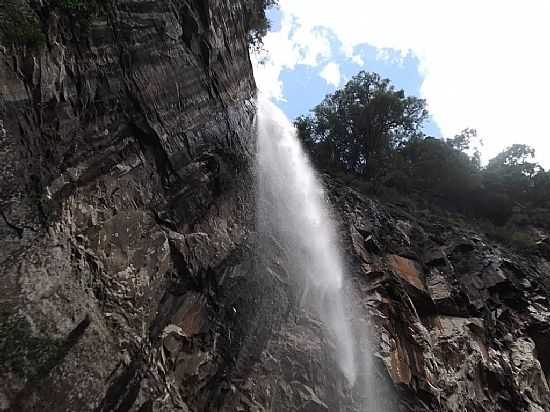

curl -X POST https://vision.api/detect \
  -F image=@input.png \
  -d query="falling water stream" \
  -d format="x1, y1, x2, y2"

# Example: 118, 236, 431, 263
255, 96, 357, 385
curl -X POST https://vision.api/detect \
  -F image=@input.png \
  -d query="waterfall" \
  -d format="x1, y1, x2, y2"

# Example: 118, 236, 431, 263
255, 96, 357, 385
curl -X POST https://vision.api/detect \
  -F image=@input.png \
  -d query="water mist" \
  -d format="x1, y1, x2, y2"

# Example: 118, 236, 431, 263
255, 96, 356, 384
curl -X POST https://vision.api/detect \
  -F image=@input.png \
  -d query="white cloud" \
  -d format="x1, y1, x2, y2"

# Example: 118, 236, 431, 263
320, 62, 341, 87
253, 0, 550, 166
252, 11, 332, 101
350, 54, 364, 66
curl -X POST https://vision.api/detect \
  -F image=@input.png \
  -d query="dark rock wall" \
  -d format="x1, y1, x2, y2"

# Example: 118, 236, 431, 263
1, 1, 550, 412
0, 1, 261, 410
329, 180, 550, 412
230, 176, 550, 412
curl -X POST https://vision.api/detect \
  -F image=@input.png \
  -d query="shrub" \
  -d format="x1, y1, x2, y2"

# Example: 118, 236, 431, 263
247, 0, 278, 50
480, 221, 537, 252
55, 0, 85, 10
0, 4, 46, 49
51, 0, 111, 18
51, 0, 103, 12
0, 313, 62, 378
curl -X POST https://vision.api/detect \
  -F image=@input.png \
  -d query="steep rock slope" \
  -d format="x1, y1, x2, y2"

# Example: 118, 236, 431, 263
0, 1, 262, 410
330, 180, 550, 411
229, 177, 550, 411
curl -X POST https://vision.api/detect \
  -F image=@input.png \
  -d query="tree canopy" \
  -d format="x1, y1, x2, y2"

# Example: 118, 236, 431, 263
294, 71, 550, 226
295, 71, 428, 175
247, 0, 278, 50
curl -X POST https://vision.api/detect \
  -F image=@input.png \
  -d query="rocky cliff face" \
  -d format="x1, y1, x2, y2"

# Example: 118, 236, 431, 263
1, 1, 259, 410
330, 181, 550, 411
1, 2, 550, 412
227, 175, 550, 412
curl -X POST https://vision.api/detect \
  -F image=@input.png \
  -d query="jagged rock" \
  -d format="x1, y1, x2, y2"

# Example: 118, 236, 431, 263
1, 1, 550, 411
0, 0, 256, 410
171, 292, 208, 337
426, 269, 452, 302
387, 254, 426, 291
330, 180, 550, 411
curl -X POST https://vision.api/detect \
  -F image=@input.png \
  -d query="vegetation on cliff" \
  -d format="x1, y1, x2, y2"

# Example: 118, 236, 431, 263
1, 0, 275, 51
296, 71, 550, 240
0, 1, 45, 48
0, 0, 111, 50
247, 0, 278, 50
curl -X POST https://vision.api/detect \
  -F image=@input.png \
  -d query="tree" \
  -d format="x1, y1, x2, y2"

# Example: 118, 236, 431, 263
487, 144, 537, 171
0, 0, 46, 49
295, 69, 549, 226
295, 71, 428, 175
294, 115, 315, 149
533, 171, 550, 204
398, 134, 482, 203
483, 144, 541, 202
247, 0, 278, 50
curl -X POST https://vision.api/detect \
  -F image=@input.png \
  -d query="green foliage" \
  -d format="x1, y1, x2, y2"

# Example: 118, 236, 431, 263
296, 70, 550, 228
0, 313, 62, 378
48, 0, 111, 42
398, 133, 482, 202
483, 144, 543, 204
51, 0, 105, 12
55, 0, 84, 10
533, 171, 550, 204
488, 144, 536, 168
52, 0, 110, 16
295, 71, 428, 176
0, 3, 46, 49
247, 0, 278, 50
397, 139, 548, 223
481, 222, 538, 252
0, 0, 111, 49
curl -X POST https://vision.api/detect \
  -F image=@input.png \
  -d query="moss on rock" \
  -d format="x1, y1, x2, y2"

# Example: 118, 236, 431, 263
0, 313, 63, 379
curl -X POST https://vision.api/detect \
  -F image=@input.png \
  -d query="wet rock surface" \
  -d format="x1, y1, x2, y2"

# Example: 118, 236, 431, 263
328, 180, 550, 411
1, 1, 550, 411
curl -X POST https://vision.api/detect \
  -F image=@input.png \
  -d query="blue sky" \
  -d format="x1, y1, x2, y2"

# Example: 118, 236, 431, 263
269, 8, 441, 136
253, 1, 550, 167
